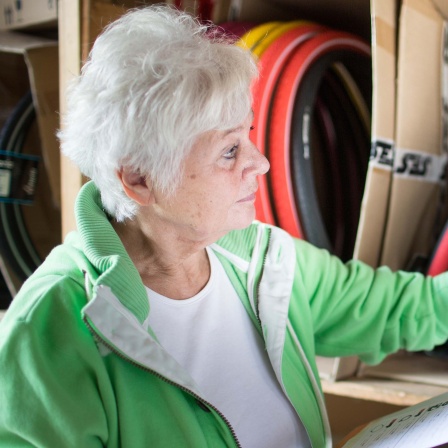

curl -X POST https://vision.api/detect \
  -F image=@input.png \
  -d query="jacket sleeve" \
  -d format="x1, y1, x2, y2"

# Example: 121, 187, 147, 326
0, 275, 111, 447
292, 239, 448, 364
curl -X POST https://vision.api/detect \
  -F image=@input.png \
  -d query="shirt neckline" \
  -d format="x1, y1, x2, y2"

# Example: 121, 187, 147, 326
145, 246, 216, 307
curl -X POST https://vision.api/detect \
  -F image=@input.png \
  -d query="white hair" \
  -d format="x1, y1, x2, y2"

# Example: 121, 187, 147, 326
58, 4, 258, 221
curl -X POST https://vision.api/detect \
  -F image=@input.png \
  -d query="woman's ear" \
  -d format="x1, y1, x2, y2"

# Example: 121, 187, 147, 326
116, 167, 154, 206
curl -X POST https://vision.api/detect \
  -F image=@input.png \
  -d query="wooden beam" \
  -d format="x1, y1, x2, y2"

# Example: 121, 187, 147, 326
59, 0, 83, 236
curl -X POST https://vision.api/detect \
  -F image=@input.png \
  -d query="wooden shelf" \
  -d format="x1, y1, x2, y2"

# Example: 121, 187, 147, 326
322, 376, 448, 407
359, 351, 448, 388
322, 352, 448, 406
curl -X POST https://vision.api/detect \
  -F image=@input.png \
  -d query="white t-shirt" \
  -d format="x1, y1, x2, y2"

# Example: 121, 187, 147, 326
146, 247, 311, 447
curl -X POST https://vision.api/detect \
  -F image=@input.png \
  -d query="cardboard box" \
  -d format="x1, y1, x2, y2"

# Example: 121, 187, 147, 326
0, 30, 61, 298
353, 0, 398, 269
0, 0, 57, 31
357, 0, 448, 387
380, 0, 448, 271
0, 31, 60, 207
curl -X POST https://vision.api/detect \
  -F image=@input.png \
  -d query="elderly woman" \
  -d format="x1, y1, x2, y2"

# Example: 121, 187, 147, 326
1, 5, 448, 448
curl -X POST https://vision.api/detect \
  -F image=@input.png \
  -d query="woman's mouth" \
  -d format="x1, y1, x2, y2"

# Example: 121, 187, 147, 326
238, 193, 256, 203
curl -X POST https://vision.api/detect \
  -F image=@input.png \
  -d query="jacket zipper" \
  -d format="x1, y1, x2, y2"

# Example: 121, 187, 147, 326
253, 229, 329, 448
83, 316, 242, 448
286, 321, 332, 448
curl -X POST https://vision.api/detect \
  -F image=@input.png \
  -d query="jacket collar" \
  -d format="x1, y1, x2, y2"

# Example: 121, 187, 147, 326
75, 181, 150, 324
76, 182, 296, 394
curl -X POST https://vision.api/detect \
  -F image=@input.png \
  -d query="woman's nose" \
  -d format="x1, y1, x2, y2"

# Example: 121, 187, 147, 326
254, 149, 270, 176
243, 142, 270, 178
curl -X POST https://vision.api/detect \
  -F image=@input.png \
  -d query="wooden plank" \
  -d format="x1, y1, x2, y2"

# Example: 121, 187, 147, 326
322, 377, 448, 407
359, 351, 448, 388
59, 0, 83, 237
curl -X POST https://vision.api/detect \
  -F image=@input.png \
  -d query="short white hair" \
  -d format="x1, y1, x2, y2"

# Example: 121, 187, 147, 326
58, 4, 258, 221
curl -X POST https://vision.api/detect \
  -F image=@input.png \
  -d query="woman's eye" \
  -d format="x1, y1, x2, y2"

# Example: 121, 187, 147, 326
223, 145, 238, 159
250, 125, 255, 131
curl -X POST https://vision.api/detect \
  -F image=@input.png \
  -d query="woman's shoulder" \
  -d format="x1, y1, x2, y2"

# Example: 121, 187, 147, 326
0, 233, 93, 333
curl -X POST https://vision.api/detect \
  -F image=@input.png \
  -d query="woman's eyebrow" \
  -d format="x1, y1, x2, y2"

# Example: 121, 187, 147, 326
223, 110, 254, 136
224, 126, 242, 136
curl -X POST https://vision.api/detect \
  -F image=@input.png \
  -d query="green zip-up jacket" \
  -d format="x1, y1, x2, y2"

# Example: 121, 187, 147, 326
2, 181, 448, 448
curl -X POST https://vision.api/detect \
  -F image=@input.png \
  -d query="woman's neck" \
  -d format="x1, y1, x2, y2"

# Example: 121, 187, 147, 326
111, 216, 211, 300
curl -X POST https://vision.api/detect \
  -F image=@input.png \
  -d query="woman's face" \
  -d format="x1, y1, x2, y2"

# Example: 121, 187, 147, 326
150, 112, 270, 243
